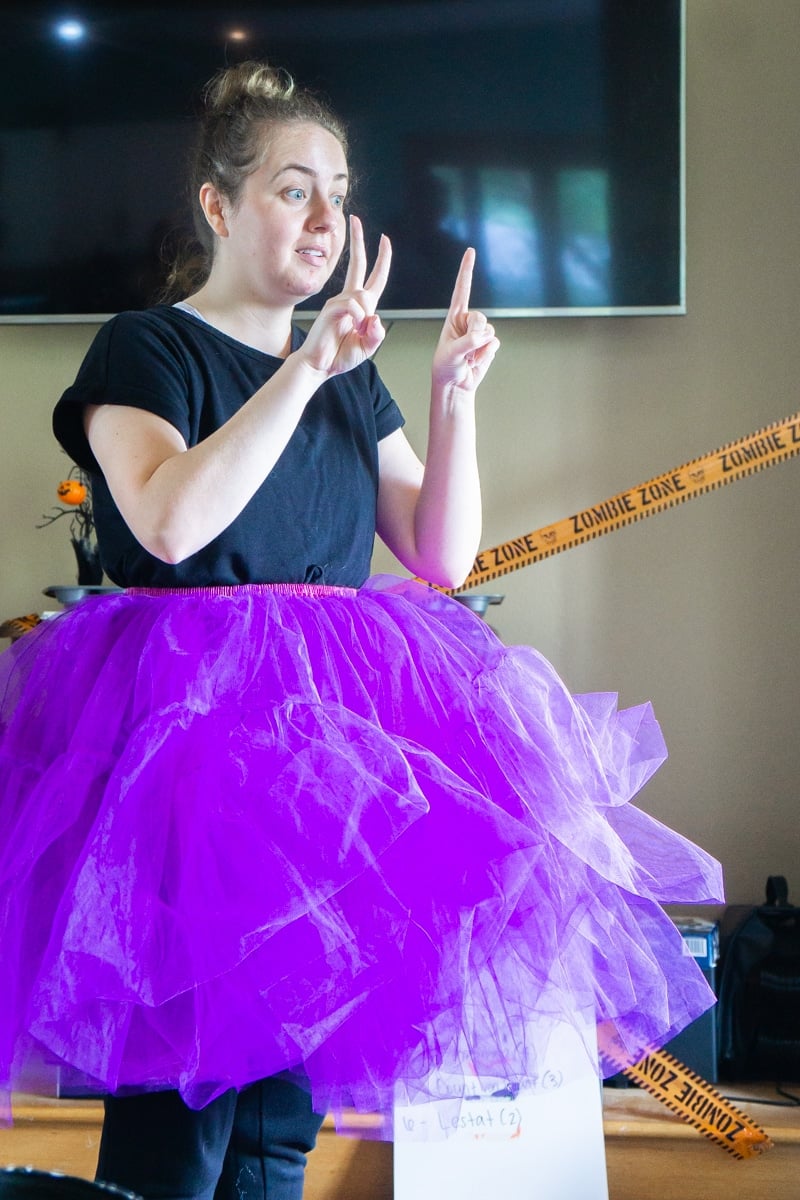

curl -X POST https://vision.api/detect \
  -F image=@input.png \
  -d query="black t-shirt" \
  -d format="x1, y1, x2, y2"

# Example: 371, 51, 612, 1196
53, 307, 405, 588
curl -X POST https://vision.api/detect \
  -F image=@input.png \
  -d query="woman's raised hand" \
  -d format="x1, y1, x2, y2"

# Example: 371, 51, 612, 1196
432, 249, 499, 395
298, 214, 392, 377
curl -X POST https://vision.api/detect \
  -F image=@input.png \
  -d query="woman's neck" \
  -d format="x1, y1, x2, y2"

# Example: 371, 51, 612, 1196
185, 284, 294, 358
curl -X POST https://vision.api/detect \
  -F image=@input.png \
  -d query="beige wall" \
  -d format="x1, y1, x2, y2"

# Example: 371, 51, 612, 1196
1, 1, 798, 904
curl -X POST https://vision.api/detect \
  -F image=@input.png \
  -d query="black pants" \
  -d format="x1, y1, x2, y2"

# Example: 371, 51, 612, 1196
95, 1075, 326, 1200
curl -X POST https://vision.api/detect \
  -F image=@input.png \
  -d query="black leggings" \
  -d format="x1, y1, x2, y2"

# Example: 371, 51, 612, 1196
95, 1075, 326, 1200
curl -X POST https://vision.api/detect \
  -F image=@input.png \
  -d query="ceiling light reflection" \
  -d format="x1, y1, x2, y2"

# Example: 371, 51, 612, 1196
54, 18, 87, 44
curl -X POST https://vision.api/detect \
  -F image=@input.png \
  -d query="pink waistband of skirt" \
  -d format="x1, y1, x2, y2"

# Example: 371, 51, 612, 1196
126, 583, 357, 599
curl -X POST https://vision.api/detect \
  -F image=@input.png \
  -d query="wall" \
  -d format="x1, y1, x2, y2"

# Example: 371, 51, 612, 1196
1, 1, 798, 904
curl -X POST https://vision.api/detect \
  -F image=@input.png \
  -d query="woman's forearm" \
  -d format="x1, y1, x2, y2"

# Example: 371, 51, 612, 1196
412, 385, 481, 587
87, 352, 327, 564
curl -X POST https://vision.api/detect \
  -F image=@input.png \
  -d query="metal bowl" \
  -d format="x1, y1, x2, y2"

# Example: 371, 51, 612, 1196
451, 593, 505, 618
42, 585, 121, 608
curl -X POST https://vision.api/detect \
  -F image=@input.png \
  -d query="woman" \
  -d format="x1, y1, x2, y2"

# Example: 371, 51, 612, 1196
0, 61, 722, 1200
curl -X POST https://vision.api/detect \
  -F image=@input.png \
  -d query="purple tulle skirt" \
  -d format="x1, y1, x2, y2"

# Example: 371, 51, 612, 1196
0, 575, 723, 1127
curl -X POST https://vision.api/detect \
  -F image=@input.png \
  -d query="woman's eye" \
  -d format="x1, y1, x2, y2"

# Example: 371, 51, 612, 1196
286, 188, 305, 202
331, 194, 346, 209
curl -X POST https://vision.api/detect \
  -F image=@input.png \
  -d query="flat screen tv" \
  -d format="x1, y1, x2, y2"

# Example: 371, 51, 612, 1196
1, 0, 685, 322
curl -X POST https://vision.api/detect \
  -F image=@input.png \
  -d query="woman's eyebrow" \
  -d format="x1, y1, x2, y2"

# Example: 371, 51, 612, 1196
270, 163, 349, 184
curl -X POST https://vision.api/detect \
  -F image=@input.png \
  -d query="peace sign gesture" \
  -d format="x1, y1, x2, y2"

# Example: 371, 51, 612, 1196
299, 215, 392, 378
432, 248, 499, 395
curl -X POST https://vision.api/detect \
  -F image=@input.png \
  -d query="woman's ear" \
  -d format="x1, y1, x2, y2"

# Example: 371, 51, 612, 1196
198, 183, 229, 237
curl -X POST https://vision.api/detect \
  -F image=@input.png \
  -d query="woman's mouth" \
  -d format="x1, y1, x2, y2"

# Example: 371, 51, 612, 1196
296, 247, 326, 265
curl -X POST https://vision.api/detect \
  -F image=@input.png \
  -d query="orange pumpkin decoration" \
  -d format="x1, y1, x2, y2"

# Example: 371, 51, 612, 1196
57, 479, 88, 505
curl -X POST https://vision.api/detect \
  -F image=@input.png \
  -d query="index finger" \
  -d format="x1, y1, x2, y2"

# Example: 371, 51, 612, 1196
447, 247, 476, 320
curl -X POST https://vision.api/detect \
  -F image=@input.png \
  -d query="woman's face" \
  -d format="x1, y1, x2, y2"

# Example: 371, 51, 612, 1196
220, 121, 349, 307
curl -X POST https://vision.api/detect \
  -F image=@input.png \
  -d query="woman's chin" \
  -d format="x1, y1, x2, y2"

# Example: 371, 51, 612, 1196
287, 262, 342, 305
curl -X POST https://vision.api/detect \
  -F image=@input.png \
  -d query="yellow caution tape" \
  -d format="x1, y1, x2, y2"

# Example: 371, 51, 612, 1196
599, 1025, 773, 1159
433, 410, 800, 593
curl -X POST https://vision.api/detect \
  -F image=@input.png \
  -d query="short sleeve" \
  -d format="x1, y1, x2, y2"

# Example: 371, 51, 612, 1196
53, 311, 194, 472
366, 359, 405, 442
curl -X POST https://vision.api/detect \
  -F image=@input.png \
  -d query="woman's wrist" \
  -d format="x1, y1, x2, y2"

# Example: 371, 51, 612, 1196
273, 348, 329, 400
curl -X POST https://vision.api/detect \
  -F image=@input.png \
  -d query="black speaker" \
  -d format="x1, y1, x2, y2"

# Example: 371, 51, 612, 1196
604, 917, 720, 1089
664, 918, 719, 1082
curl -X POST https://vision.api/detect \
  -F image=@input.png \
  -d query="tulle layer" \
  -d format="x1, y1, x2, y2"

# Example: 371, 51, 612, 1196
0, 575, 723, 1126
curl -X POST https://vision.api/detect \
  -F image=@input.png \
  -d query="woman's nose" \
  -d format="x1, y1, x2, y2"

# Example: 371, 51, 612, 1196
308, 196, 339, 230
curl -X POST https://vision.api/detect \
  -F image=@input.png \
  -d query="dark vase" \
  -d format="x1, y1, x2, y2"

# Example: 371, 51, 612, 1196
71, 536, 104, 586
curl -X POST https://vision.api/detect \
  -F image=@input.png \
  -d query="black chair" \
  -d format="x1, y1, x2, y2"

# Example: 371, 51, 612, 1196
0, 1169, 139, 1199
